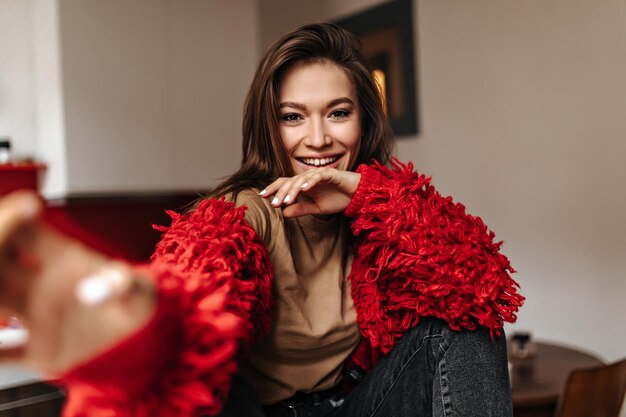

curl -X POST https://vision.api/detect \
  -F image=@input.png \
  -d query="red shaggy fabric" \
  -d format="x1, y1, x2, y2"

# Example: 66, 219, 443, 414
60, 200, 273, 417
345, 160, 524, 368
57, 161, 523, 414
151, 199, 274, 353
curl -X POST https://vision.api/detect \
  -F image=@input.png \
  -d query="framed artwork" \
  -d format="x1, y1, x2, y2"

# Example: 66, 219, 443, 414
336, 0, 418, 136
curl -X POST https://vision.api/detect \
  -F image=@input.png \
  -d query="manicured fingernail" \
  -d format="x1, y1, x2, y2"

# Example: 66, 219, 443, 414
75, 267, 128, 305
283, 195, 291, 204
301, 183, 308, 189
76, 275, 114, 305
259, 189, 267, 196
0, 328, 28, 349
271, 197, 279, 206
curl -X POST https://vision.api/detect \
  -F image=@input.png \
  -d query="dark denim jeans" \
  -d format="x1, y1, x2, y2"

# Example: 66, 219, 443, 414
218, 318, 513, 417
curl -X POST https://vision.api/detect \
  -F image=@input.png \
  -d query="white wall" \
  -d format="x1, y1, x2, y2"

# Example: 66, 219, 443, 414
32, 0, 68, 196
0, 0, 37, 158
0, 0, 68, 196
260, 0, 626, 362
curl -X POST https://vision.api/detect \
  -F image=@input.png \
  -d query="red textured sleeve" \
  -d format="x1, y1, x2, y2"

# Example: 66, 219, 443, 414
345, 159, 524, 356
59, 199, 273, 417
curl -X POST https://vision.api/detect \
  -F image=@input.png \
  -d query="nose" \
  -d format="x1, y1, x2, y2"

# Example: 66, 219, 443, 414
304, 117, 331, 148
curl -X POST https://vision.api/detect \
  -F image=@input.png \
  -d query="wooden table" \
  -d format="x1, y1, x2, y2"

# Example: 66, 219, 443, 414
509, 341, 604, 417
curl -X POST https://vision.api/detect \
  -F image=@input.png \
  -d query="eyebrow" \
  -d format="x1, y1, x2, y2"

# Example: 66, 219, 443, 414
279, 97, 355, 111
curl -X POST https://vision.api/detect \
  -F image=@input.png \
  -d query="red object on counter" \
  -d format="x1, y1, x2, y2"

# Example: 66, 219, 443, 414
0, 163, 46, 195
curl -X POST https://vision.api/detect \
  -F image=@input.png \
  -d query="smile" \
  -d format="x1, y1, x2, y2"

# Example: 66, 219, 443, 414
297, 155, 341, 167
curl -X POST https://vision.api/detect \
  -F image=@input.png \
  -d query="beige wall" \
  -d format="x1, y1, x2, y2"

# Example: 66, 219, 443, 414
60, 0, 258, 192
408, 0, 626, 363
59, 0, 259, 194
260, 0, 626, 362
1, 0, 259, 197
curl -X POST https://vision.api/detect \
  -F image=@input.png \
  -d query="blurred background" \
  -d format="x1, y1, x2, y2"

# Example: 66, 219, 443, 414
1, 0, 625, 416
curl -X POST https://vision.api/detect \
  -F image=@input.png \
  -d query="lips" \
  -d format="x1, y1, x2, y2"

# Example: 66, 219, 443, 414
297, 155, 341, 167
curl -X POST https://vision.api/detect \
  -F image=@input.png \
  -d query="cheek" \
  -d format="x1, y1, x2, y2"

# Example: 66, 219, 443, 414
279, 126, 298, 153
330, 123, 361, 152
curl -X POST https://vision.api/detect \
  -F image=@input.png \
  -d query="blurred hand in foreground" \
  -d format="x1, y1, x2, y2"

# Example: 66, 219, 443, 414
0, 190, 156, 376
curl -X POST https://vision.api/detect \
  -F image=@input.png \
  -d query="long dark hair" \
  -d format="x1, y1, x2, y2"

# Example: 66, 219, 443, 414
209, 22, 395, 200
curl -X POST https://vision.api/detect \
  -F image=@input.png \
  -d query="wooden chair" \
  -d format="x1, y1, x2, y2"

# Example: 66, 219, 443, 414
555, 357, 626, 417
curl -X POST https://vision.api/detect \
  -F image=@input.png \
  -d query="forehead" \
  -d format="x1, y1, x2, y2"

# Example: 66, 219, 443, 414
279, 61, 356, 101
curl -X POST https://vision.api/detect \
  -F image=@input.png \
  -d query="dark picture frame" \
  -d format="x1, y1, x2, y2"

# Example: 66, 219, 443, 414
336, 0, 418, 136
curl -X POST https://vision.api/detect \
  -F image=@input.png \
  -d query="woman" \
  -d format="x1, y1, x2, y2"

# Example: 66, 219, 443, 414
0, 23, 522, 417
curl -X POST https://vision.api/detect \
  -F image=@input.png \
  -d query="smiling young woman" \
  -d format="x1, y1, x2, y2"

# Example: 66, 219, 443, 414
278, 61, 362, 174
0, 23, 523, 417
206, 22, 394, 203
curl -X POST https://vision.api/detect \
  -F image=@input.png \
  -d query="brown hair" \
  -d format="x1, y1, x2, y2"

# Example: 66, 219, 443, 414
209, 22, 395, 200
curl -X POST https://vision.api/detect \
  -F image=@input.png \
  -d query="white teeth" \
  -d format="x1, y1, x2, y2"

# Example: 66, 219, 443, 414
300, 156, 339, 166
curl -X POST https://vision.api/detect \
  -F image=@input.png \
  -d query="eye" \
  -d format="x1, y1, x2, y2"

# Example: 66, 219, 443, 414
280, 113, 303, 123
329, 109, 351, 120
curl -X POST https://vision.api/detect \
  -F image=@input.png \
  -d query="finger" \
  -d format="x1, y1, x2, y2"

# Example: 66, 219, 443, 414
0, 345, 26, 363
259, 177, 287, 197
261, 170, 328, 206
281, 174, 316, 206
0, 324, 28, 364
0, 244, 39, 314
270, 179, 295, 207
259, 177, 288, 201
261, 177, 298, 208
75, 262, 141, 306
298, 170, 328, 192
0, 263, 32, 312
0, 191, 42, 247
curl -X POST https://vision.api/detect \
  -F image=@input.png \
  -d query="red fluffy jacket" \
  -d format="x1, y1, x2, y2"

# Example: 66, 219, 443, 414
58, 160, 524, 416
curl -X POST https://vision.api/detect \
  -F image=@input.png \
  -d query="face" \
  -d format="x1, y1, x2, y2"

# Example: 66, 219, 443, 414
278, 61, 362, 174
